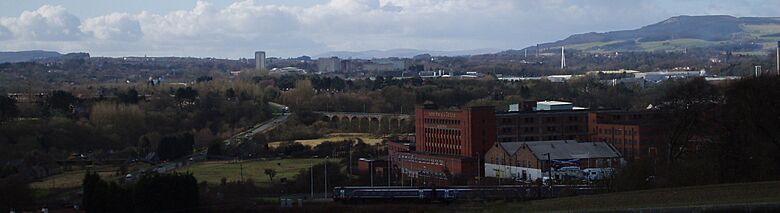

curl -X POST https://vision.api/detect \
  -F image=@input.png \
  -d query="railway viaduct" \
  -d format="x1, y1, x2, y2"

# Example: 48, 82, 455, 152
315, 111, 412, 133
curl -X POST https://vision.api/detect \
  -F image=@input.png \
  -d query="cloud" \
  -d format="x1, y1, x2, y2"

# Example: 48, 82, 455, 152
0, 0, 776, 58
0, 5, 83, 41
81, 13, 143, 41
0, 25, 12, 40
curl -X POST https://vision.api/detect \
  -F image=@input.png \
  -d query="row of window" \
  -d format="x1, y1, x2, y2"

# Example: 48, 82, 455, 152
499, 126, 582, 134
492, 157, 534, 168
595, 127, 637, 136
499, 135, 578, 142
500, 116, 582, 124
399, 154, 445, 166
424, 118, 461, 125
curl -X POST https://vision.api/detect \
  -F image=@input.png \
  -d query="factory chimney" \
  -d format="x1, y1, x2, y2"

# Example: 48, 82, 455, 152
560, 46, 566, 69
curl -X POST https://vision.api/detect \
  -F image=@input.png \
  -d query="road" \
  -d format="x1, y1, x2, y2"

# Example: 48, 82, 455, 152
225, 113, 290, 146
125, 103, 290, 182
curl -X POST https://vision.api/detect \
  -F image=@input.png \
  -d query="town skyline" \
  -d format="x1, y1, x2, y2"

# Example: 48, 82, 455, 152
1, 0, 780, 58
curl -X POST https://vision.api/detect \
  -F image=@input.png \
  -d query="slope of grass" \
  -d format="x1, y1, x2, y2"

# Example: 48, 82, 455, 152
743, 24, 780, 36
175, 158, 334, 187
490, 181, 780, 212
566, 40, 627, 51
638, 39, 714, 51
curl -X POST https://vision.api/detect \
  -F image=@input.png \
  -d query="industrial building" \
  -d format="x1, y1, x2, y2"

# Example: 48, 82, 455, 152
484, 140, 622, 182
388, 103, 496, 185
586, 111, 664, 161
496, 101, 589, 143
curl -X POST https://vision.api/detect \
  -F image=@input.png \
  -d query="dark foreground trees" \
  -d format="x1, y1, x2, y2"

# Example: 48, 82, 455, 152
615, 76, 780, 190
82, 172, 198, 213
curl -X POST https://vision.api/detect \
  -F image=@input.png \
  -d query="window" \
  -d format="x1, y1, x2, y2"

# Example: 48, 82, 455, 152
502, 118, 512, 124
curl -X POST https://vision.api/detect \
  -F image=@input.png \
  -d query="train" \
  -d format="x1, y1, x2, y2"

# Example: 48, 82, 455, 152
332, 185, 606, 203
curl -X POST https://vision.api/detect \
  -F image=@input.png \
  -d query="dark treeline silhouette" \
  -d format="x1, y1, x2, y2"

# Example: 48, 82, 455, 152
614, 76, 780, 190
82, 172, 198, 213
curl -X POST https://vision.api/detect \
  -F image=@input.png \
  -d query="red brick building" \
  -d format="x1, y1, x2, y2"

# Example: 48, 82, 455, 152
496, 102, 589, 142
415, 105, 496, 157
389, 104, 496, 185
587, 111, 663, 160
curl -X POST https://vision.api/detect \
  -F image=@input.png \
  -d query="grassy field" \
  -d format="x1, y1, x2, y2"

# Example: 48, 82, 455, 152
268, 133, 385, 148
29, 164, 153, 190
175, 158, 334, 187
490, 181, 780, 212
567, 40, 626, 51
638, 38, 714, 52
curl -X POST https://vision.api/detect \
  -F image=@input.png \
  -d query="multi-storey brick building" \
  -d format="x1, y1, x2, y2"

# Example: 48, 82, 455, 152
496, 101, 589, 142
587, 110, 663, 161
389, 104, 496, 185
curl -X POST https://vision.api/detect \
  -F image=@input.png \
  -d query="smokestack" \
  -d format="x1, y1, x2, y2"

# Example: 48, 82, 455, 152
561, 46, 566, 70
755, 65, 762, 77
776, 41, 779, 76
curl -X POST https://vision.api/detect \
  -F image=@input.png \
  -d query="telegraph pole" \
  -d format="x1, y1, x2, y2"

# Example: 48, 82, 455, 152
545, 153, 553, 185
388, 156, 392, 186
310, 161, 314, 199
370, 160, 374, 187
324, 156, 328, 198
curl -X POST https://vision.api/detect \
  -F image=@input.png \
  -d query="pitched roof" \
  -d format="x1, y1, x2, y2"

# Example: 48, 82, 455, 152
498, 140, 622, 160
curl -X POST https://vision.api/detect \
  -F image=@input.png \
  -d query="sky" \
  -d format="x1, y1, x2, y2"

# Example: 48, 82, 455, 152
0, 0, 778, 58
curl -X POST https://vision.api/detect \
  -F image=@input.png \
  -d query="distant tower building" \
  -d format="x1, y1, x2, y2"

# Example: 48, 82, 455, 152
755, 65, 762, 77
317, 57, 341, 73
776, 41, 779, 75
560, 46, 566, 69
255, 51, 266, 70
536, 44, 540, 58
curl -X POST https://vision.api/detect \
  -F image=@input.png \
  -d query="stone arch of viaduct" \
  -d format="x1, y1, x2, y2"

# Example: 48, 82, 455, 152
316, 111, 412, 132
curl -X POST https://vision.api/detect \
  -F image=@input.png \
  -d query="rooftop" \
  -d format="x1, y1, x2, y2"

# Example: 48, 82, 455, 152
499, 140, 621, 160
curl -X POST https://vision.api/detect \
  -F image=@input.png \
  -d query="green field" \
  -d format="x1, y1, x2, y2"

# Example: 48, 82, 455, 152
638, 39, 714, 51
490, 181, 780, 212
175, 158, 334, 187
29, 164, 151, 190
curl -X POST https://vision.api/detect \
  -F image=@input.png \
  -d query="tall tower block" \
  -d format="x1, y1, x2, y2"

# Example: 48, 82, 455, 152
255, 51, 266, 70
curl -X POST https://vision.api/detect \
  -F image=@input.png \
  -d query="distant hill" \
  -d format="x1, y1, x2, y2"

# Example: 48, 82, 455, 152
315, 48, 500, 59
0, 50, 62, 63
512, 15, 780, 54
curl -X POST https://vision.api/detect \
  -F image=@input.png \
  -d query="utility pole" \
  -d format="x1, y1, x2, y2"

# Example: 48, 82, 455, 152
370, 160, 374, 187
348, 142, 353, 176
388, 156, 392, 186
310, 161, 314, 199
239, 157, 244, 183
544, 153, 552, 185
324, 156, 328, 199
400, 156, 404, 186
477, 152, 481, 185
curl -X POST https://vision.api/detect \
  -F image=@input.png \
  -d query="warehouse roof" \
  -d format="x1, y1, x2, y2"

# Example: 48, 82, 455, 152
499, 140, 621, 160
